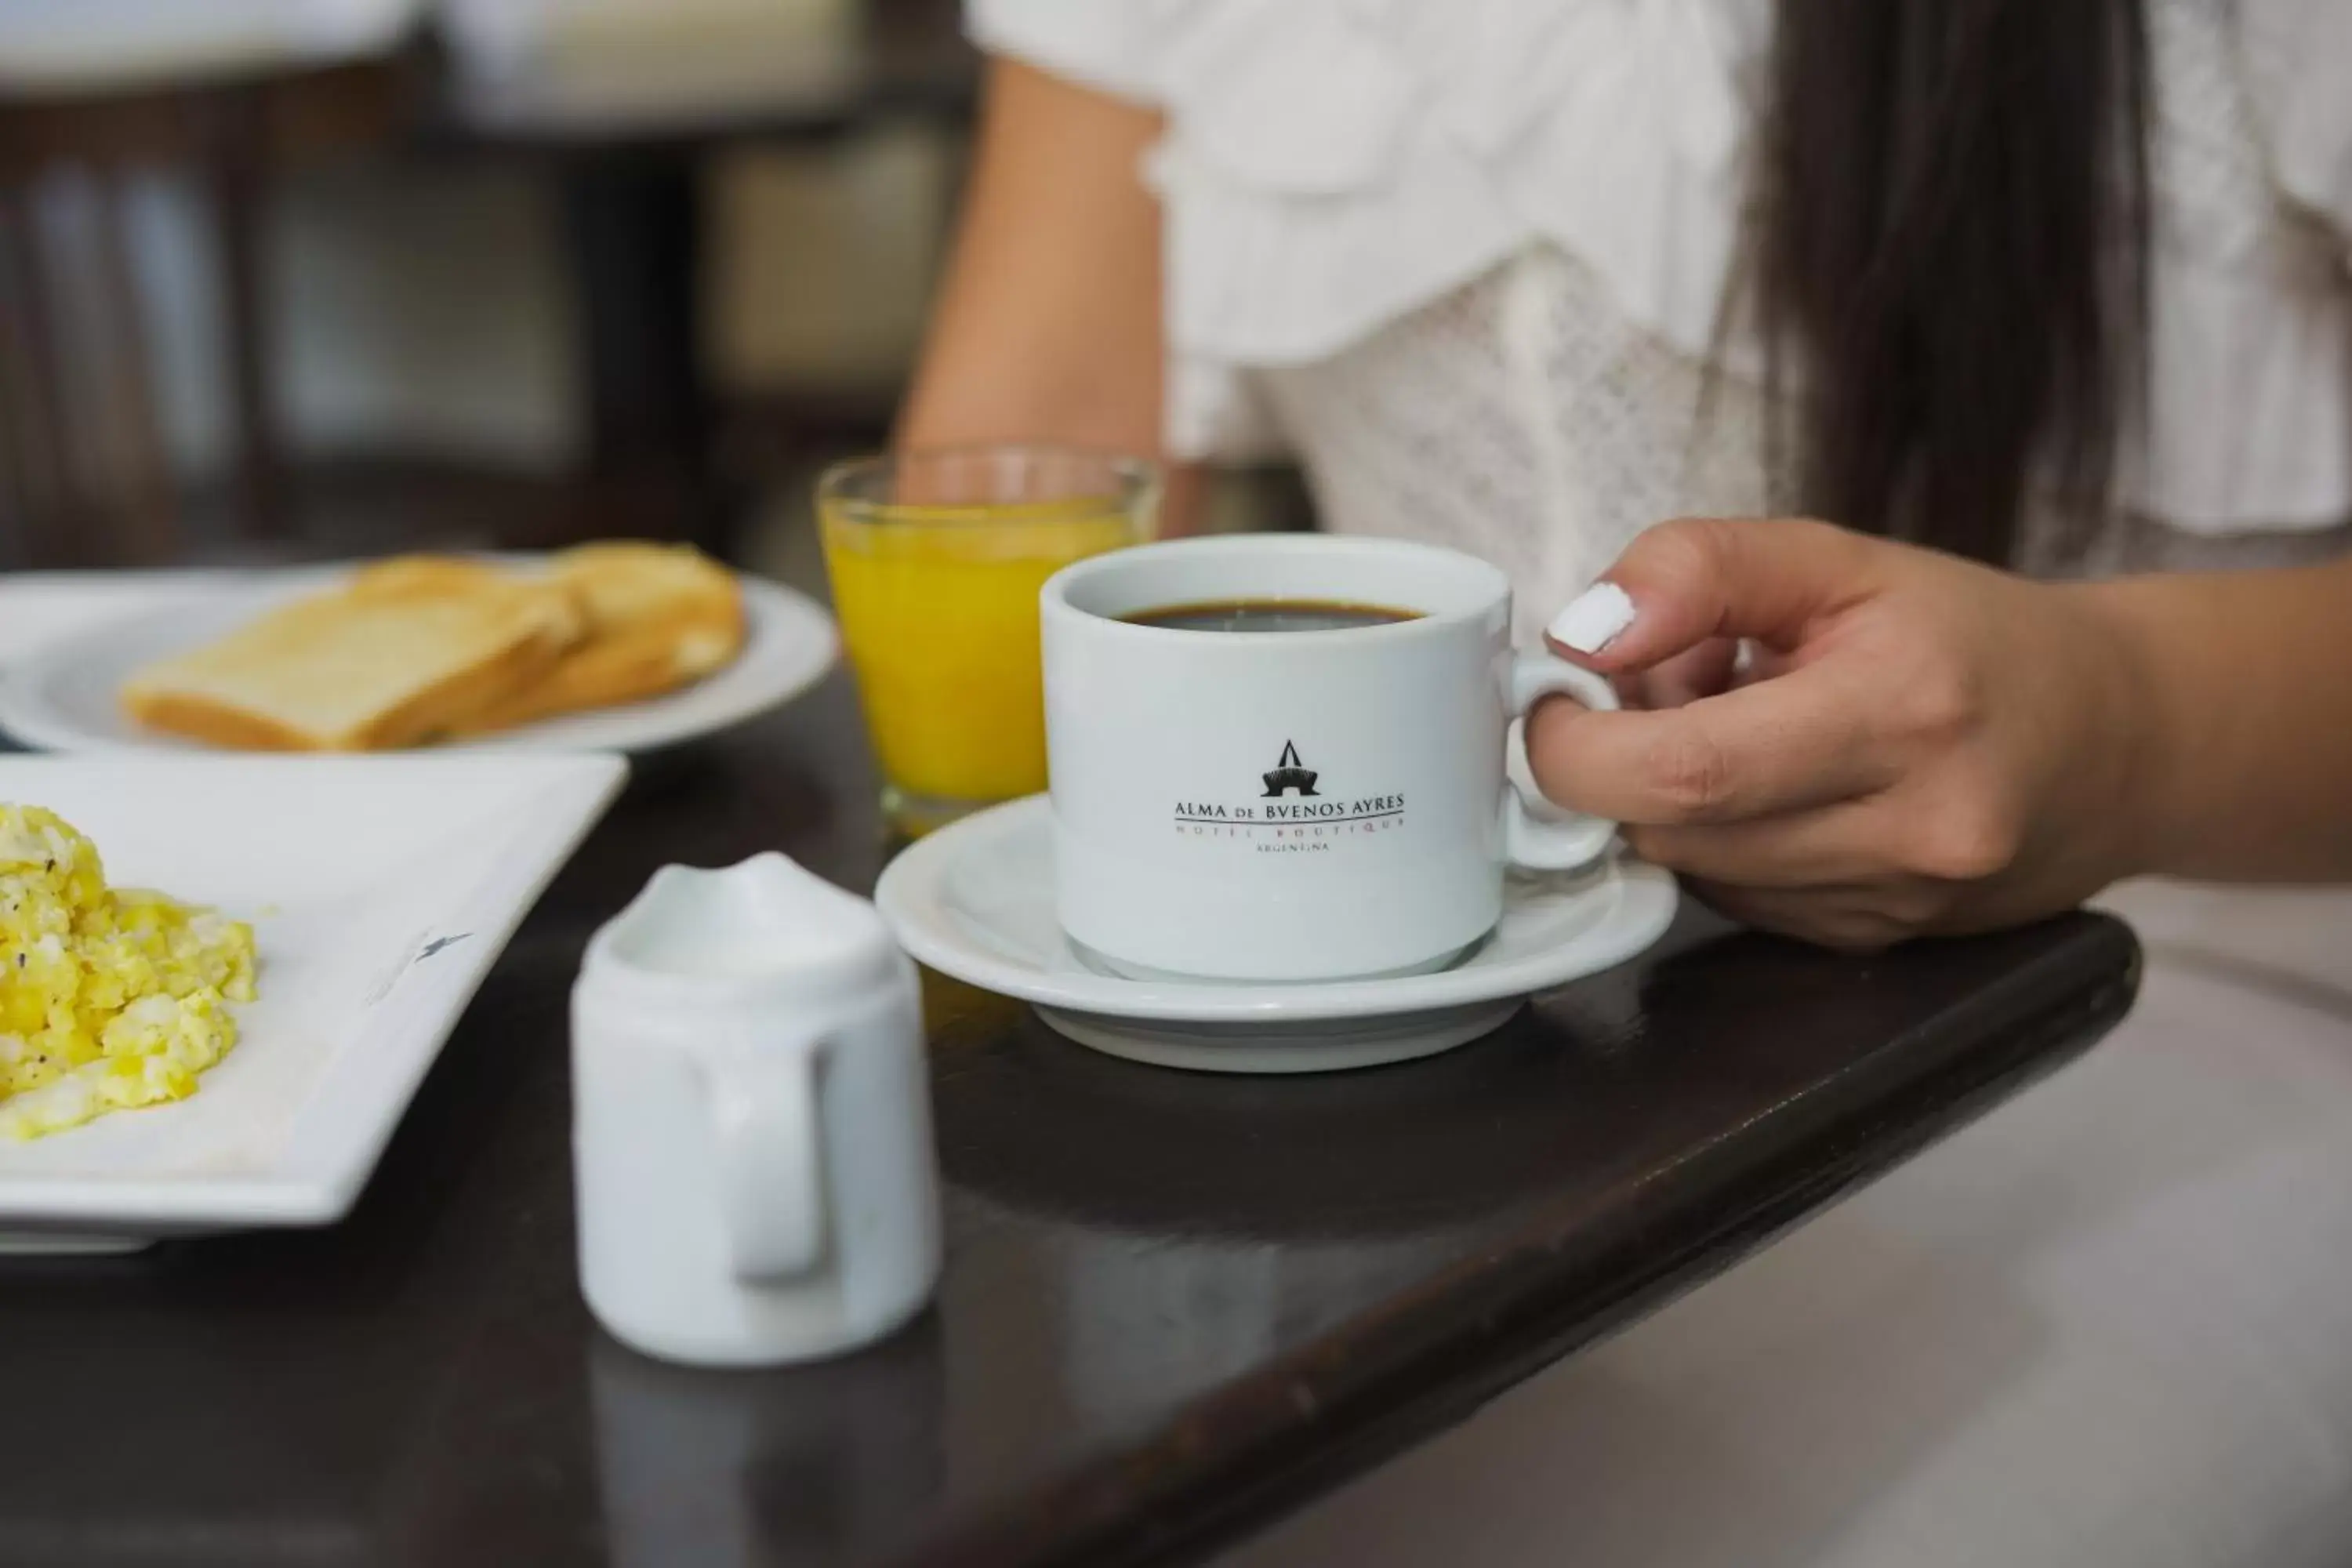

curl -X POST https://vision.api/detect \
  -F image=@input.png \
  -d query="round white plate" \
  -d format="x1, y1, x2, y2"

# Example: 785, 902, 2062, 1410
0, 567, 836, 756
875, 795, 1679, 1073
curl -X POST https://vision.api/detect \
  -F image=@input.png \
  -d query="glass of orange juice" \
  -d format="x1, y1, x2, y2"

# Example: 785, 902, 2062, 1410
818, 448, 1160, 834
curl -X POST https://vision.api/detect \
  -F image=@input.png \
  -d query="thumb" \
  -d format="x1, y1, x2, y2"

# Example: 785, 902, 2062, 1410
1544, 517, 1884, 673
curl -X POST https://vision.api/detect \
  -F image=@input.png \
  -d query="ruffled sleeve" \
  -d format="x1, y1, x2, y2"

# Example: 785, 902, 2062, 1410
1141, 0, 1757, 372
968, 0, 1763, 458
964, 0, 1165, 104
963, 1, 1766, 458
2240, 0, 2352, 243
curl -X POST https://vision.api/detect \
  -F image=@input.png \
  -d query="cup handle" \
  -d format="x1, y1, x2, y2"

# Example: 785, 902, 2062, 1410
703, 1029, 830, 1283
1501, 648, 1621, 872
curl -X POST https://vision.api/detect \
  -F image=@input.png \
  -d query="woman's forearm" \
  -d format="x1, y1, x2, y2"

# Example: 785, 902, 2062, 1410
2085, 557, 2352, 881
898, 59, 1202, 529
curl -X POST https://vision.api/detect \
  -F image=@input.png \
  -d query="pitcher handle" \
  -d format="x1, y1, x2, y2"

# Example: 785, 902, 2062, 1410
703, 1026, 830, 1283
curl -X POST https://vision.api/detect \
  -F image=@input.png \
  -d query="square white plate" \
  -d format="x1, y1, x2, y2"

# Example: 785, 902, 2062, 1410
0, 753, 626, 1250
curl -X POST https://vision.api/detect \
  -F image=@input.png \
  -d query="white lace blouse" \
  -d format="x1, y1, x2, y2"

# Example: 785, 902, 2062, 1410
969, 0, 2352, 639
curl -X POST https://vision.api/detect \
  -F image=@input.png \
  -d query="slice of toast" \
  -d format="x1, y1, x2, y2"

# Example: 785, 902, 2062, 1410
451, 543, 746, 733
122, 561, 585, 750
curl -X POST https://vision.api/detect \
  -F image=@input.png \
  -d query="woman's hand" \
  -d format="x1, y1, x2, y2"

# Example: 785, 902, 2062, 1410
1525, 518, 2158, 949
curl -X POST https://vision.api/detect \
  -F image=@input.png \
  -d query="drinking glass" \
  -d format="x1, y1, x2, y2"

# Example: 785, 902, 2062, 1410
818, 448, 1159, 835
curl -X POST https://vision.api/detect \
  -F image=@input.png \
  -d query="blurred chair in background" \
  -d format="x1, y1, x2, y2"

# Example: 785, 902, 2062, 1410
434, 0, 974, 572
0, 1, 423, 568
0, 0, 983, 576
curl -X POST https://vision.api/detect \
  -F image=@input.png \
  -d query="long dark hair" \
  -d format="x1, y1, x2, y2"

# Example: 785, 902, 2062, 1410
1752, 0, 2153, 564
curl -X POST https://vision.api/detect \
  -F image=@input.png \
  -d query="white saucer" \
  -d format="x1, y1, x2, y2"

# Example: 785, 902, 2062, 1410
873, 795, 1679, 1074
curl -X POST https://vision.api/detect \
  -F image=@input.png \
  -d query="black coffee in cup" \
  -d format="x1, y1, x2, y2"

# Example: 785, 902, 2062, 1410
1120, 598, 1421, 633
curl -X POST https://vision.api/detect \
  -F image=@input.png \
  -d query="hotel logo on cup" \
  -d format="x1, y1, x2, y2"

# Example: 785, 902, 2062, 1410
1171, 739, 1405, 852
1261, 741, 1319, 797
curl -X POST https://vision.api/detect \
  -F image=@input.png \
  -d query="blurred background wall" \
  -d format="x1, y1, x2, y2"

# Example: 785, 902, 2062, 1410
102, 124, 954, 481
0, 0, 1203, 582
0, 0, 1304, 579
130, 159, 586, 477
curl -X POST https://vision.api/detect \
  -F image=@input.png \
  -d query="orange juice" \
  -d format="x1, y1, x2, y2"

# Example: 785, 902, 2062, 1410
821, 498, 1147, 810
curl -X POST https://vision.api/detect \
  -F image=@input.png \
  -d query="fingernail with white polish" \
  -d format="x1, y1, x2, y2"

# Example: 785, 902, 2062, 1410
1548, 582, 1637, 655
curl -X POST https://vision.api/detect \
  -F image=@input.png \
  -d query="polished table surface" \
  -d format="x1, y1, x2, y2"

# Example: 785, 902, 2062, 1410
0, 674, 2140, 1568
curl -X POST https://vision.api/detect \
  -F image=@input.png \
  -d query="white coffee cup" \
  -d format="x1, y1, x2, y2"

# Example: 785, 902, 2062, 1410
1040, 535, 1620, 983
572, 853, 940, 1367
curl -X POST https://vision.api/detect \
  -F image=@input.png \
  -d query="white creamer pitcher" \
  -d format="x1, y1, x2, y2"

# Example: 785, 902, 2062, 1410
572, 852, 939, 1367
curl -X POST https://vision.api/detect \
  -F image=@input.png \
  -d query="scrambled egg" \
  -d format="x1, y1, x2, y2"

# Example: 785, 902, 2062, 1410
0, 805, 256, 1140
